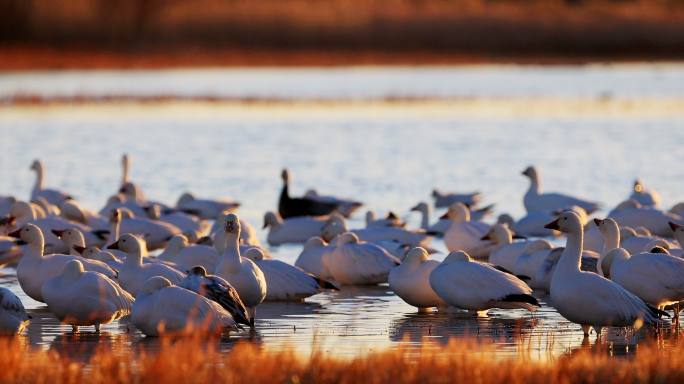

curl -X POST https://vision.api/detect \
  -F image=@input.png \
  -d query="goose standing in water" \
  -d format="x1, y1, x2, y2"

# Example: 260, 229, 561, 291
601, 248, 684, 319
443, 203, 493, 258
322, 232, 400, 285
0, 287, 30, 335
429, 251, 539, 315
521, 166, 599, 214
132, 276, 237, 337
214, 213, 266, 328
179, 266, 250, 327
29, 159, 73, 206
431, 189, 481, 208
9, 224, 117, 302
629, 179, 661, 208
388, 247, 445, 311
263, 211, 328, 245
278, 169, 339, 218
108, 234, 184, 296
244, 248, 336, 301
544, 211, 665, 338
42, 260, 133, 332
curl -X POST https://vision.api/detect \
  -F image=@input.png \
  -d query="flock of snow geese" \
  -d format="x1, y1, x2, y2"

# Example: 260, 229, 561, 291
1, 155, 684, 339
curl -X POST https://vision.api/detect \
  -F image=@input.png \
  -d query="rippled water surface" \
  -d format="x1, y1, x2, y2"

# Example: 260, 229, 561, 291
0, 65, 683, 359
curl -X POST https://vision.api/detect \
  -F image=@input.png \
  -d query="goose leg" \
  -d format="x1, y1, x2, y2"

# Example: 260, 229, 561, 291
95, 324, 101, 332
594, 326, 603, 340
247, 307, 256, 330
72, 325, 79, 333
581, 324, 591, 337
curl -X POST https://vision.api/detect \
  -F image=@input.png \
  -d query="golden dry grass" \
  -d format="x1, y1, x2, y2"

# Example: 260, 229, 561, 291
2, 335, 684, 383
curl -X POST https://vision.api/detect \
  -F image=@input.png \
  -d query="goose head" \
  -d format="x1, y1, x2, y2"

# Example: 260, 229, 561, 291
443, 251, 471, 264
79, 246, 101, 258
431, 189, 442, 198
336, 232, 360, 246
244, 247, 265, 262
224, 213, 241, 237
410, 202, 428, 214
521, 166, 538, 181
60, 259, 85, 280
496, 213, 515, 227
593, 218, 620, 240
481, 223, 512, 244
446, 202, 470, 222
8, 223, 44, 248
177, 192, 195, 206
544, 211, 582, 234
670, 222, 684, 247
188, 265, 208, 277
143, 204, 162, 220
109, 208, 123, 225
303, 236, 327, 251
403, 247, 429, 267
602, 248, 630, 278
139, 276, 172, 296
262, 211, 282, 229
29, 159, 43, 173
52, 228, 86, 250
164, 234, 188, 256
281, 168, 290, 184
108, 233, 145, 255
321, 218, 346, 242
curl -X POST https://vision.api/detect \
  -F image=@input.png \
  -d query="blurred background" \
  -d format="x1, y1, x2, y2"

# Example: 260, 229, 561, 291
1, 0, 684, 68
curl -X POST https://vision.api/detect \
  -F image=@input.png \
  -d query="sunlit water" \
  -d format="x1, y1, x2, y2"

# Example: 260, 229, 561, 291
0, 65, 683, 360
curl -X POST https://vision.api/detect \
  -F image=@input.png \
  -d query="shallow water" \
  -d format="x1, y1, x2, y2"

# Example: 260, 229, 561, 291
0, 65, 683, 359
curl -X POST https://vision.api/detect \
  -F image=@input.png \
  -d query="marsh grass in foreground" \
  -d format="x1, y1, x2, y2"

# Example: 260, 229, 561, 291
2, 335, 684, 384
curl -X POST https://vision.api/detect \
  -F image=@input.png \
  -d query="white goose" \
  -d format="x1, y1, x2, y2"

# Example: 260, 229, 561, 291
42, 259, 133, 332
388, 247, 446, 310
670, 222, 684, 254
429, 251, 539, 314
244, 248, 335, 301
107, 234, 184, 296
214, 213, 267, 328
443, 203, 493, 258
132, 276, 237, 337
608, 199, 682, 237
601, 248, 684, 318
30, 159, 73, 206
119, 154, 146, 202
545, 211, 664, 337
10, 224, 116, 302
522, 166, 599, 214
594, 218, 664, 265
629, 179, 661, 208
211, 210, 260, 247
80, 246, 124, 270
484, 224, 546, 273
0, 287, 30, 335
431, 189, 481, 208
323, 215, 430, 249
322, 232, 400, 285
410, 202, 451, 235
109, 207, 181, 251
158, 234, 217, 271
176, 192, 240, 220
295, 237, 334, 277
144, 204, 209, 243
60, 200, 109, 231
365, 211, 406, 228
263, 211, 327, 245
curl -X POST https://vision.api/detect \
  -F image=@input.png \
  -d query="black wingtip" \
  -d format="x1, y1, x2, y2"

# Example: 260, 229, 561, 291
92, 229, 110, 240
501, 294, 540, 307
647, 304, 670, 319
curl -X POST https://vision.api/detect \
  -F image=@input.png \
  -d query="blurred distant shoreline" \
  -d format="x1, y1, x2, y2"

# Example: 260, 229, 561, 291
1, 45, 683, 70
2, 0, 684, 69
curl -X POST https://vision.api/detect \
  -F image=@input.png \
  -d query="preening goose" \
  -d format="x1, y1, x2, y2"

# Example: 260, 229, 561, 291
42, 259, 133, 332
429, 251, 539, 314
545, 211, 665, 337
522, 166, 599, 214
131, 276, 237, 337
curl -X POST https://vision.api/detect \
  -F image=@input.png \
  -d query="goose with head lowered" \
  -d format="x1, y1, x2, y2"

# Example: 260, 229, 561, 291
9, 224, 117, 302
0, 287, 30, 335
544, 211, 666, 338
108, 234, 184, 296
295, 237, 334, 277
132, 276, 237, 337
388, 247, 445, 311
278, 169, 339, 218
263, 211, 328, 246
42, 259, 133, 332
214, 213, 267, 329
608, 199, 682, 237
601, 247, 684, 319
521, 166, 599, 214
429, 251, 539, 315
179, 266, 250, 328
244, 248, 337, 301
29, 159, 73, 206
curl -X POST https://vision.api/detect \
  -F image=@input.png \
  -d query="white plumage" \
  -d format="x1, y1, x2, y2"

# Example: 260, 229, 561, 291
323, 232, 400, 285
388, 247, 445, 310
